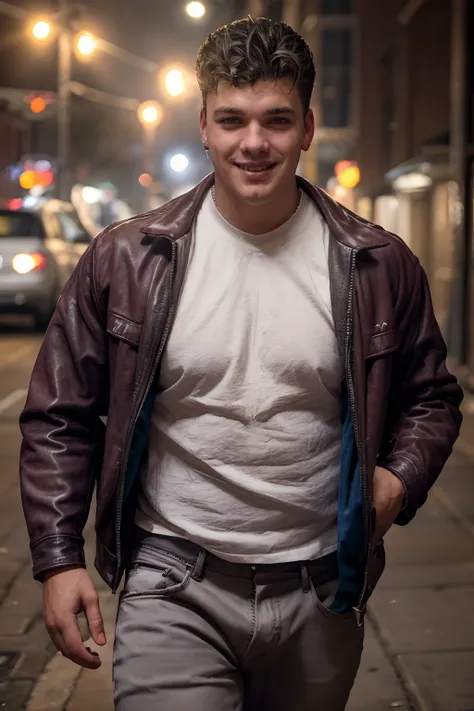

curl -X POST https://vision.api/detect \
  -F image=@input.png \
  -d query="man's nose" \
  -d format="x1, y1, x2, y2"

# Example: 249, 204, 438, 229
240, 123, 269, 155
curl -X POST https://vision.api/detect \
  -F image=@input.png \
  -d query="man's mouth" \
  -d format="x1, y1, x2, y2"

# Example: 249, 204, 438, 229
235, 162, 278, 173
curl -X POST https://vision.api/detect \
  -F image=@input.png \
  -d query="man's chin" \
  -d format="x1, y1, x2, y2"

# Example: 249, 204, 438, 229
232, 181, 277, 204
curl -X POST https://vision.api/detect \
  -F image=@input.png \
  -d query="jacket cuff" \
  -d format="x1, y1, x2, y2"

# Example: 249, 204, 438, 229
377, 455, 427, 526
30, 534, 86, 582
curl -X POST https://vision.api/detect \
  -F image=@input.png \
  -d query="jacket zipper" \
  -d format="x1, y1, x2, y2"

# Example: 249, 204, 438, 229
344, 248, 370, 618
112, 240, 178, 591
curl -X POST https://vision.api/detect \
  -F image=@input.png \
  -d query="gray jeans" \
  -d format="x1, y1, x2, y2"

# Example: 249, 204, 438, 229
113, 531, 364, 711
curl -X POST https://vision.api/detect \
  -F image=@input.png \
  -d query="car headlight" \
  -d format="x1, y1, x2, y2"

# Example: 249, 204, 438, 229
12, 253, 48, 274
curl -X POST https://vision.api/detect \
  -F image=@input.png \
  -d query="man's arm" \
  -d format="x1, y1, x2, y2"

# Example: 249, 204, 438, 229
20, 236, 109, 579
378, 254, 463, 526
19, 234, 110, 669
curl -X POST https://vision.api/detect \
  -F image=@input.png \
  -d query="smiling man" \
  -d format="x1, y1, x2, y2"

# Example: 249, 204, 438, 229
20, 16, 462, 711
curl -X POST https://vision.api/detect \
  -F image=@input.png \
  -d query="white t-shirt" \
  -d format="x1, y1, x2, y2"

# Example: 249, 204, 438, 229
135, 189, 342, 563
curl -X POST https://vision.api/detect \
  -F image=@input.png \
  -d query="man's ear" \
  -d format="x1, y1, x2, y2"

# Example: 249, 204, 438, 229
302, 109, 315, 152
200, 105, 208, 148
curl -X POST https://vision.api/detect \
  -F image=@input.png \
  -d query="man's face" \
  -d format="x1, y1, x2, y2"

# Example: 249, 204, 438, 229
200, 79, 314, 206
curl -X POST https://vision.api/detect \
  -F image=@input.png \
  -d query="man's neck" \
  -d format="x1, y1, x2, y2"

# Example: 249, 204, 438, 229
213, 180, 301, 236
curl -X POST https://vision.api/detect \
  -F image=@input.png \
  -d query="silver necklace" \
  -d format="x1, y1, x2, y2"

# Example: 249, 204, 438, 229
211, 185, 303, 212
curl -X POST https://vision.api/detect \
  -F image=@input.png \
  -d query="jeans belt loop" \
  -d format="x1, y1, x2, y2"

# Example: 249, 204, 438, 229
301, 563, 311, 593
191, 549, 207, 581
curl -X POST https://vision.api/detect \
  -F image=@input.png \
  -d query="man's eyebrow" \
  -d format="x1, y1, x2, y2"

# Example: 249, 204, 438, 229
213, 107, 244, 116
213, 106, 296, 117
265, 108, 296, 116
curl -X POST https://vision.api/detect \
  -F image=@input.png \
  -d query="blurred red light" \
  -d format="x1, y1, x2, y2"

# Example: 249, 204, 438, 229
30, 96, 47, 114
36, 170, 54, 187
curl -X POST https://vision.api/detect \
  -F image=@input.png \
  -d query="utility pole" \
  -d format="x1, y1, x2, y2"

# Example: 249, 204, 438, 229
57, 0, 71, 201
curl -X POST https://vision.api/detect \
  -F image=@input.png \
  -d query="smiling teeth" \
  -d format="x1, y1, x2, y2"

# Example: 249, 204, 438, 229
240, 165, 273, 172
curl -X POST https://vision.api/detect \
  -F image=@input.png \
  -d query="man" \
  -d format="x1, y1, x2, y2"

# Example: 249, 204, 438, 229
20, 16, 462, 711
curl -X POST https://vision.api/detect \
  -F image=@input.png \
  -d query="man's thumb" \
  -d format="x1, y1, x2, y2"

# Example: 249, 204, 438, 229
84, 593, 106, 646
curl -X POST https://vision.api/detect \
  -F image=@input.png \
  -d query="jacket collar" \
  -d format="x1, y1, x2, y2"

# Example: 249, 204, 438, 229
140, 172, 390, 251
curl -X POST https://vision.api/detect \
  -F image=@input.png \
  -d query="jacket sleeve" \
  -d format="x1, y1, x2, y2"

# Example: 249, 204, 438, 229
19, 235, 109, 581
378, 253, 463, 525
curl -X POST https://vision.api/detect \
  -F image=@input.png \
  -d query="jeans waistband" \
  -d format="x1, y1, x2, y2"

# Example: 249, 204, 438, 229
130, 528, 338, 586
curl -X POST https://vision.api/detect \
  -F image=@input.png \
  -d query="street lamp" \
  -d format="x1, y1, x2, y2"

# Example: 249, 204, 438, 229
165, 69, 185, 97
137, 101, 164, 210
170, 153, 189, 173
30, 5, 73, 200
76, 32, 97, 57
185, 2, 206, 19
138, 101, 163, 126
32, 20, 51, 40
30, 10, 96, 200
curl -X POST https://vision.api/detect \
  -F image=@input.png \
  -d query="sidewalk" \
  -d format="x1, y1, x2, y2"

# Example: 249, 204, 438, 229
1, 403, 474, 710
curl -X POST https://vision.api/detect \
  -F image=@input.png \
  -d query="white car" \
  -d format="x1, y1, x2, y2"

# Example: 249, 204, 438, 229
0, 200, 92, 330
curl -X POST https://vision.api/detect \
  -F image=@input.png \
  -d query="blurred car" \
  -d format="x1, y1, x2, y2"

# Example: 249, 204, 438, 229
0, 200, 92, 330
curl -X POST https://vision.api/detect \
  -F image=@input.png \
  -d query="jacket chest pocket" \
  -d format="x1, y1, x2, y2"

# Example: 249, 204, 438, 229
106, 311, 142, 349
364, 328, 399, 360
106, 312, 143, 402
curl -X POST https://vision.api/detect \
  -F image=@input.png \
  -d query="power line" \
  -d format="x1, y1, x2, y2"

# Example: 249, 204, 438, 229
0, 1, 28, 20
69, 81, 141, 111
0, 1, 160, 75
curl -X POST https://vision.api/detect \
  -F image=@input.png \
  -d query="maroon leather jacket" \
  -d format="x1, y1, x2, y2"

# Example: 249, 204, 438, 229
19, 175, 463, 605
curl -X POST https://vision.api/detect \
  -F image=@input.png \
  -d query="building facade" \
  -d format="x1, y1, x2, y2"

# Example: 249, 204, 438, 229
356, 0, 474, 385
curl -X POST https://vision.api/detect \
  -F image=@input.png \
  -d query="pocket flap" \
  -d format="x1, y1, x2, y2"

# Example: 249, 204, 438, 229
107, 312, 142, 347
365, 329, 399, 359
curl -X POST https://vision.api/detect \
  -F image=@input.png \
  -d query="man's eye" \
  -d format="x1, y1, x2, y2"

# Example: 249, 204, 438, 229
219, 117, 242, 125
269, 118, 290, 125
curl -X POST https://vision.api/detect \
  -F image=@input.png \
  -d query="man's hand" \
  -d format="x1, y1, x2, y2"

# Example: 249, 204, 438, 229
43, 567, 106, 669
372, 466, 405, 545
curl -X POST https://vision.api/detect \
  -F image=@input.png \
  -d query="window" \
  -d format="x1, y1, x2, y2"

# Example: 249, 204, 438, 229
321, 0, 352, 14
322, 28, 352, 66
321, 29, 352, 128
321, 68, 352, 127
0, 211, 44, 239
266, 0, 283, 20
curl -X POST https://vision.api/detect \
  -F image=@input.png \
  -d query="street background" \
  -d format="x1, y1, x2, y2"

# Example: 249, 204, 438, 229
1, 0, 474, 709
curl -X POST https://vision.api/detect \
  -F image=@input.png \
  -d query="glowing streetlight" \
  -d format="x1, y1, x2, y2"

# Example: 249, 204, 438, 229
165, 69, 185, 97
186, 2, 206, 18
170, 153, 189, 173
137, 101, 164, 126
142, 106, 159, 124
77, 32, 97, 57
32, 20, 51, 40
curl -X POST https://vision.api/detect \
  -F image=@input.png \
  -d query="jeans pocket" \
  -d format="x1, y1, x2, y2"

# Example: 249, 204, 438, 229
121, 549, 192, 600
310, 577, 357, 622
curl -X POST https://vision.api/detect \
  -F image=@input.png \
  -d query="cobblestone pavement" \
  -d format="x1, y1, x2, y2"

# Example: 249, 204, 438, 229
0, 331, 473, 710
